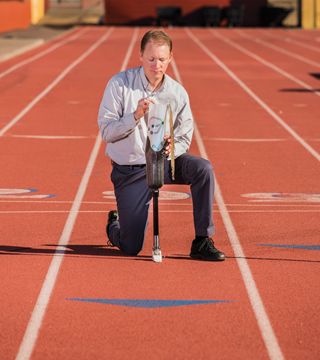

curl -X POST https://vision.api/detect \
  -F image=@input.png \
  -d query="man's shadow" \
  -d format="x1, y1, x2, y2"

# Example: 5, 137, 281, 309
0, 244, 191, 261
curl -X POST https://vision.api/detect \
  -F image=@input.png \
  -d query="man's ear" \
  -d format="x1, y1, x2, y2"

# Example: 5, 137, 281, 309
168, 52, 173, 63
139, 50, 143, 61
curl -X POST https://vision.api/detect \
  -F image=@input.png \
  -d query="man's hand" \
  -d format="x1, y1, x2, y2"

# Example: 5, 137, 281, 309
134, 98, 156, 122
163, 135, 171, 156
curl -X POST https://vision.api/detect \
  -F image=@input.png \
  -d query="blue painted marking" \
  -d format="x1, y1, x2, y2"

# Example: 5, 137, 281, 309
27, 189, 37, 193
0, 189, 56, 198
255, 244, 320, 251
64, 298, 232, 308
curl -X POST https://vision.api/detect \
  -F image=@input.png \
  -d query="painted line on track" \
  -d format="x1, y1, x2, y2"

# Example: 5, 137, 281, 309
0, 27, 89, 79
208, 138, 320, 142
8, 136, 320, 142
2, 200, 320, 207
64, 298, 232, 308
15, 26, 139, 360
258, 29, 320, 53
208, 138, 288, 142
5, 135, 96, 139
0, 27, 114, 139
186, 28, 320, 164
235, 29, 320, 69
0, 200, 190, 205
182, 29, 285, 360
3, 210, 320, 214
255, 244, 320, 251
211, 29, 320, 98
15, 132, 102, 360
285, 30, 320, 41
1, 210, 194, 214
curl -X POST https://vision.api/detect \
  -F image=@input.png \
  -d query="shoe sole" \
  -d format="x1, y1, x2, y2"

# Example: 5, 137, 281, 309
190, 253, 226, 261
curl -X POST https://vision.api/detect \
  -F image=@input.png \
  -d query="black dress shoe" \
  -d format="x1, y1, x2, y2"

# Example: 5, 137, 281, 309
106, 210, 119, 238
190, 237, 226, 261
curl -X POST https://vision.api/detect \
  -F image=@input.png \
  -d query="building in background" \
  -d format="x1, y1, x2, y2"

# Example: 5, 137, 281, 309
103, 0, 320, 28
0, 0, 48, 33
301, 0, 320, 27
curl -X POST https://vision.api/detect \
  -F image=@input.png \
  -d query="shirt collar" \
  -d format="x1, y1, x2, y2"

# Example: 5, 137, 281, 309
139, 66, 166, 94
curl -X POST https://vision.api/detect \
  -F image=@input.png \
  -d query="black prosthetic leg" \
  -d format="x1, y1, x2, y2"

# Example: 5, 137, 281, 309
145, 137, 169, 262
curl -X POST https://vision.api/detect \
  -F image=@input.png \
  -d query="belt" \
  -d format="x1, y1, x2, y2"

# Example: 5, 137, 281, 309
111, 160, 146, 169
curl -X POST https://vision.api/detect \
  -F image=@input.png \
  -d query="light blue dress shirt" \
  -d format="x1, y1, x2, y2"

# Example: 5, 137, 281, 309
98, 66, 193, 165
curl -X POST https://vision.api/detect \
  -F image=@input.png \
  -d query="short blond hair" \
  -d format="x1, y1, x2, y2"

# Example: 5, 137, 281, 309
140, 30, 172, 54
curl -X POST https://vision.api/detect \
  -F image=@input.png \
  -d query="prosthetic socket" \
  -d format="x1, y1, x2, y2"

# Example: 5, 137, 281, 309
145, 104, 170, 190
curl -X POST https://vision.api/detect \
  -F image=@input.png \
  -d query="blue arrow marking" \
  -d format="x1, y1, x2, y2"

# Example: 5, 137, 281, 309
64, 299, 232, 308
255, 244, 320, 251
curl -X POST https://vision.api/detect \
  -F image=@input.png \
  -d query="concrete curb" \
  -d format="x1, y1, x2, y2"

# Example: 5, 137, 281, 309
0, 38, 45, 63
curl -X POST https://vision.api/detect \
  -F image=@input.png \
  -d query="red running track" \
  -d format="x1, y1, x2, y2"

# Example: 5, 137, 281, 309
0, 26, 319, 360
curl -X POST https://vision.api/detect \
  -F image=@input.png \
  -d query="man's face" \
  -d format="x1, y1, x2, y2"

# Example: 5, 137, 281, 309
139, 41, 172, 85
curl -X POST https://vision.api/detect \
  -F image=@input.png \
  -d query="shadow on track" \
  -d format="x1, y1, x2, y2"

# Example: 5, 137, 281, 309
226, 255, 320, 263
280, 89, 320, 92
1, 246, 318, 262
0, 245, 192, 261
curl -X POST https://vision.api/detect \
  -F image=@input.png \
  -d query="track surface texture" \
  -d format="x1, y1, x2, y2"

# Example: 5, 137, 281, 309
0, 26, 319, 360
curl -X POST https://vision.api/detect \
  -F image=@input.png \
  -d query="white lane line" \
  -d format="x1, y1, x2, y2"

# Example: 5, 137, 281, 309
12, 136, 320, 143
207, 138, 288, 142
201, 120, 288, 357
0, 210, 193, 213
0, 201, 189, 205
180, 30, 285, 360
120, 27, 139, 72
3, 210, 320, 214
258, 29, 320, 53
15, 26, 139, 360
0, 27, 114, 139
0, 200, 117, 204
234, 29, 320, 69
6, 135, 95, 139
1, 200, 320, 207
285, 30, 320, 41
0, 27, 89, 79
207, 138, 320, 142
185, 28, 320, 164
210, 29, 320, 98
14, 133, 101, 360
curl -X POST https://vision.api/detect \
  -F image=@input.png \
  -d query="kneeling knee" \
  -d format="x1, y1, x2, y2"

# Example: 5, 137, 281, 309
121, 242, 143, 256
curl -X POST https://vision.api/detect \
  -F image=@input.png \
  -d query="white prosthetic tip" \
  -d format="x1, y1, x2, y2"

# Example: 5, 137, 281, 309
152, 249, 162, 263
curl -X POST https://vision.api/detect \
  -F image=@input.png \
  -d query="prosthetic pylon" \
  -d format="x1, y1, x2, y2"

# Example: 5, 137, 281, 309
151, 189, 161, 262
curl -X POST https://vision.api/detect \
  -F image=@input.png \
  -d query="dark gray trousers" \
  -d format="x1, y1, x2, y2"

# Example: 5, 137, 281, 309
109, 153, 215, 255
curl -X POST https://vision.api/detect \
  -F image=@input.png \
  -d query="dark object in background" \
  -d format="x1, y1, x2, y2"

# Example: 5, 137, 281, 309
260, 6, 294, 27
202, 6, 221, 27
224, 5, 245, 27
157, 7, 183, 26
